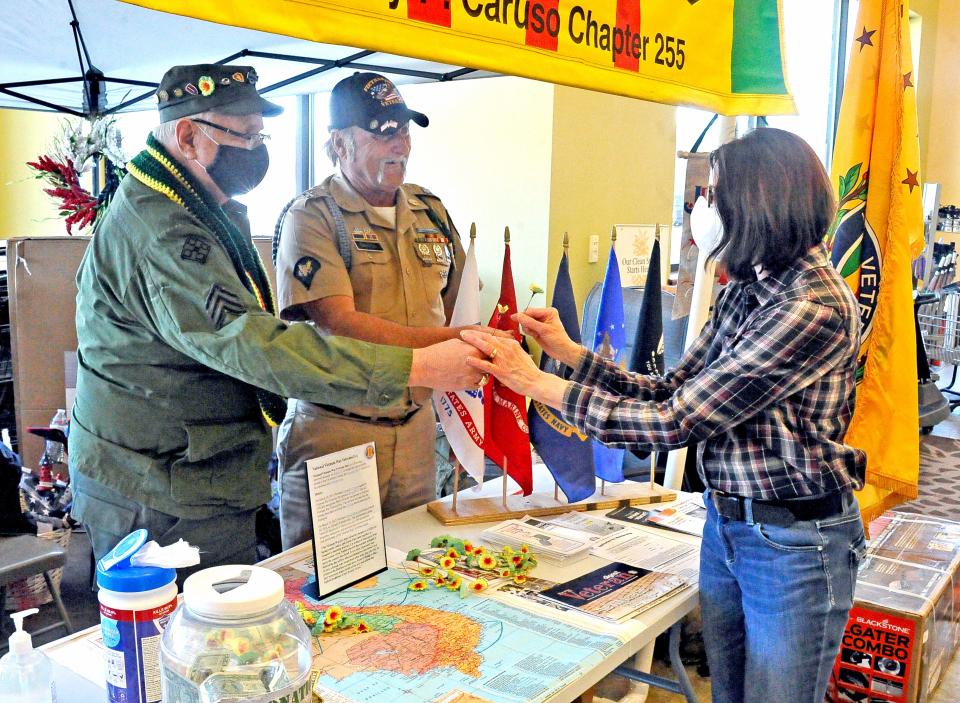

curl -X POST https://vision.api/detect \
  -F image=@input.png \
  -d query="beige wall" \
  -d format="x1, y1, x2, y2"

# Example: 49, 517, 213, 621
547, 86, 675, 307
402, 78, 676, 320
911, 0, 939, 184
401, 77, 554, 317
915, 0, 960, 203
0, 109, 69, 239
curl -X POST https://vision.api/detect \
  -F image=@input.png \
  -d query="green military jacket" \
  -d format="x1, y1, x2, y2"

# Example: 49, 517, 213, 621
71, 176, 413, 519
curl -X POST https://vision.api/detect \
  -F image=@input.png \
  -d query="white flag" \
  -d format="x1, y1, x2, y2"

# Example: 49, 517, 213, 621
433, 236, 485, 488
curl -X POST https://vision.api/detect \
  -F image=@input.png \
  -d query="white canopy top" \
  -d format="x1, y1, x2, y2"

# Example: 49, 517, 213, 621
1, 0, 494, 116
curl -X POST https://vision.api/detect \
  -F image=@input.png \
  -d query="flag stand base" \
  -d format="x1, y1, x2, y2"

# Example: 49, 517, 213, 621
426, 481, 676, 526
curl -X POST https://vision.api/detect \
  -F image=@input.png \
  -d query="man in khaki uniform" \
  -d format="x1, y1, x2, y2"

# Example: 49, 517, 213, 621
275, 73, 485, 548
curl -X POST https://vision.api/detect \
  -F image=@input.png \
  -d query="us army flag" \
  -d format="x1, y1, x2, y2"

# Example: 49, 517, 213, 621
434, 234, 485, 488
827, 0, 923, 521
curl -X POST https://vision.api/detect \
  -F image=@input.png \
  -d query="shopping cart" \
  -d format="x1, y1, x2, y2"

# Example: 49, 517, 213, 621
916, 286, 960, 431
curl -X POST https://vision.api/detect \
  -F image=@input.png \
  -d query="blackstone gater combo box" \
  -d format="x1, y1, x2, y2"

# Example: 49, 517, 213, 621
826, 511, 960, 703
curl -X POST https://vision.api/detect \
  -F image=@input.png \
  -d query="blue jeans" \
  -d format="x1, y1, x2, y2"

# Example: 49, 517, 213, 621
699, 490, 867, 703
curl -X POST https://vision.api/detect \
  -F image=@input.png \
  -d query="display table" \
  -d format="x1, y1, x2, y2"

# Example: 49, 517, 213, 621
42, 477, 701, 703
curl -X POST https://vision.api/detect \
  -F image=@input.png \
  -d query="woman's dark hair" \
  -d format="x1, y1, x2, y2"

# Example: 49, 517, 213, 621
708, 127, 835, 280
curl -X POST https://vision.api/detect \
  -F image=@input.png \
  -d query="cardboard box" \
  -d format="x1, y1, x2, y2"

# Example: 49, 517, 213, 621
827, 511, 960, 703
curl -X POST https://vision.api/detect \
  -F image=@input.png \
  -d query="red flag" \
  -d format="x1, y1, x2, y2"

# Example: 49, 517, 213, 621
484, 237, 533, 495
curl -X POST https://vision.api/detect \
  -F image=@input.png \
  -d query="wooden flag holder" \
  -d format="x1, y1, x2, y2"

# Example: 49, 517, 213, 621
427, 476, 675, 526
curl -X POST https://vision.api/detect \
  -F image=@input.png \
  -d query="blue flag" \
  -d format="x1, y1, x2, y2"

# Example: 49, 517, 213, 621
592, 243, 626, 483
529, 251, 596, 503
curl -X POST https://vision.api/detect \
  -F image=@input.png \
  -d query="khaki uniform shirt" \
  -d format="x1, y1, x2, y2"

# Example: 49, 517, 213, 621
275, 174, 465, 417
71, 176, 412, 519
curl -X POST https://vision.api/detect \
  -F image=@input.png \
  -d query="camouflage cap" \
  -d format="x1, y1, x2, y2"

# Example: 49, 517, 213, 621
155, 64, 283, 122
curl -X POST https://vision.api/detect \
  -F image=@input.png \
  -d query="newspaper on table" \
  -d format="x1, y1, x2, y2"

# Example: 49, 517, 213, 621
481, 519, 592, 565
536, 562, 687, 622
590, 530, 700, 584
518, 512, 629, 543
606, 495, 706, 537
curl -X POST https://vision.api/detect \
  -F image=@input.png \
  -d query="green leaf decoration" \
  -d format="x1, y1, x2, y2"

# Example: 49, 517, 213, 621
405, 548, 421, 562
459, 581, 469, 599
841, 163, 862, 199
430, 537, 446, 549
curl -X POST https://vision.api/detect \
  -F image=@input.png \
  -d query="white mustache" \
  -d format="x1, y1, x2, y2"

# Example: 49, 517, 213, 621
376, 157, 407, 184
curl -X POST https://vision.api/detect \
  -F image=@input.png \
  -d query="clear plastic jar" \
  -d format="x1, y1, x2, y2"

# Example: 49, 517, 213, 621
159, 565, 312, 703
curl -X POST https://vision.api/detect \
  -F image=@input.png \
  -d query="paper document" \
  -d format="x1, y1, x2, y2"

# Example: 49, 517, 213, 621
592, 531, 699, 582
306, 442, 386, 599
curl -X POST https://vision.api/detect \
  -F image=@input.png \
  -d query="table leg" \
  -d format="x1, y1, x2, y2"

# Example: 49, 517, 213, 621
575, 687, 595, 703
612, 621, 700, 703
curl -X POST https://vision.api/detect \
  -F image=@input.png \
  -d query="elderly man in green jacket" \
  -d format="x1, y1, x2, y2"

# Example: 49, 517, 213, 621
70, 64, 484, 569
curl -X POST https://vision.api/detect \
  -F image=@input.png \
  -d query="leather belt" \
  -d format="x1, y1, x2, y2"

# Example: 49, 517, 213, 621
710, 490, 847, 527
314, 402, 420, 427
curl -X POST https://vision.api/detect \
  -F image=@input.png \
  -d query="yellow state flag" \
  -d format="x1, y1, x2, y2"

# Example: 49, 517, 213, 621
826, 0, 924, 523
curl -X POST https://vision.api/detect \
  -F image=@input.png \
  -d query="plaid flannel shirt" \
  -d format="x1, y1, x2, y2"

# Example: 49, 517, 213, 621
561, 245, 866, 499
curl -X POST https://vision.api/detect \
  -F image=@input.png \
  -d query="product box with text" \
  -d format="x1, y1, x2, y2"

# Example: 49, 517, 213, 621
826, 512, 960, 703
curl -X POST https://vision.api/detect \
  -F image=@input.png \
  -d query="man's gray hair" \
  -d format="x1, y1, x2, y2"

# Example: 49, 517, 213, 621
152, 110, 222, 148
324, 127, 356, 166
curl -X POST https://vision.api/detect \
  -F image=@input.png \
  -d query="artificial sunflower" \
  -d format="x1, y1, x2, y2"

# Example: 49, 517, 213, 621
324, 606, 344, 626
409, 579, 429, 591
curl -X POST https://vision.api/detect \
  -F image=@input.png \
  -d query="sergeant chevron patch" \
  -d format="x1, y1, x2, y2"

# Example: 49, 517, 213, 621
205, 284, 246, 329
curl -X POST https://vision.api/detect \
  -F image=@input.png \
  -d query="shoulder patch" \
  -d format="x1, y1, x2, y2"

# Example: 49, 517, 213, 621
181, 234, 211, 264
205, 284, 246, 329
294, 256, 321, 290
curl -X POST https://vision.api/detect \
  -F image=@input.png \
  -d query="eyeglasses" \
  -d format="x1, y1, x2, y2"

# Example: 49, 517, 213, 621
192, 118, 270, 148
706, 185, 717, 207
370, 123, 411, 142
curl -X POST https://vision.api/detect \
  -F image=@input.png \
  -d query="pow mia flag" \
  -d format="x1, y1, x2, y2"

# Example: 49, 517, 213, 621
205, 284, 246, 329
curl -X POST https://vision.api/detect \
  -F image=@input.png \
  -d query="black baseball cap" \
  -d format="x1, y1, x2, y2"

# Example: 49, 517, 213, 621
155, 64, 283, 122
329, 72, 428, 135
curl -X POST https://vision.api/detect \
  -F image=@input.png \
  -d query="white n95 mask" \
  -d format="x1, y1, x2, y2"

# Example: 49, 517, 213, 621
689, 195, 724, 254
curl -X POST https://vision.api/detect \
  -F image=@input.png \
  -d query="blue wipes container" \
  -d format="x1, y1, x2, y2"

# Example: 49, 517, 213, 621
97, 530, 178, 703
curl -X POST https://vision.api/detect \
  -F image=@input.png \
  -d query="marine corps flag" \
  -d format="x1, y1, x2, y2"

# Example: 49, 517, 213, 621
827, 0, 923, 521
483, 230, 533, 495
529, 243, 597, 503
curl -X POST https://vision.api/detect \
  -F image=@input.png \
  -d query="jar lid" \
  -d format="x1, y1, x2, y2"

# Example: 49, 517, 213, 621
96, 529, 177, 593
183, 565, 284, 619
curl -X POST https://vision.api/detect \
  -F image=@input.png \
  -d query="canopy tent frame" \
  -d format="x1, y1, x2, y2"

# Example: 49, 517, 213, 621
1, 0, 483, 119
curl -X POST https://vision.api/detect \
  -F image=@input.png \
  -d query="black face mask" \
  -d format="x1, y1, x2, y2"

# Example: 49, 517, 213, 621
202, 143, 269, 196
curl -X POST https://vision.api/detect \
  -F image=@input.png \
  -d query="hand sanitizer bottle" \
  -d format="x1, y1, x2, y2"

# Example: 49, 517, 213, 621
0, 608, 55, 703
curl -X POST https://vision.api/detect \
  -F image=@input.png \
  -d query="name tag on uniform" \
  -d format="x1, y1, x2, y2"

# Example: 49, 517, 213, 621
352, 228, 384, 252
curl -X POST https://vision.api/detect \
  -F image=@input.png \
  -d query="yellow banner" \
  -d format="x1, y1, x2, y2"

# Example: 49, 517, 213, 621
122, 0, 795, 115
827, 0, 922, 523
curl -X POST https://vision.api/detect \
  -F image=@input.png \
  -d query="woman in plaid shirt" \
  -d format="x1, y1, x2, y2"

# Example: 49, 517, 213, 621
464, 128, 867, 703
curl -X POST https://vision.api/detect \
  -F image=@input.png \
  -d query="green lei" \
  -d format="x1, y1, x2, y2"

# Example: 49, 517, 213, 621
127, 134, 287, 426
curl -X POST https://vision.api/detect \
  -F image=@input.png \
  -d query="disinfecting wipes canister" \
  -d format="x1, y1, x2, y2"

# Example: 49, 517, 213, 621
97, 530, 178, 703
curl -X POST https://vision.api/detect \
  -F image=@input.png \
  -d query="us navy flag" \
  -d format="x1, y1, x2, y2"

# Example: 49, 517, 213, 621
529, 250, 596, 503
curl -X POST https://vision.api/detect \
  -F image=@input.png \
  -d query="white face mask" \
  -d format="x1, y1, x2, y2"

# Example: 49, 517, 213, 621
689, 195, 724, 254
